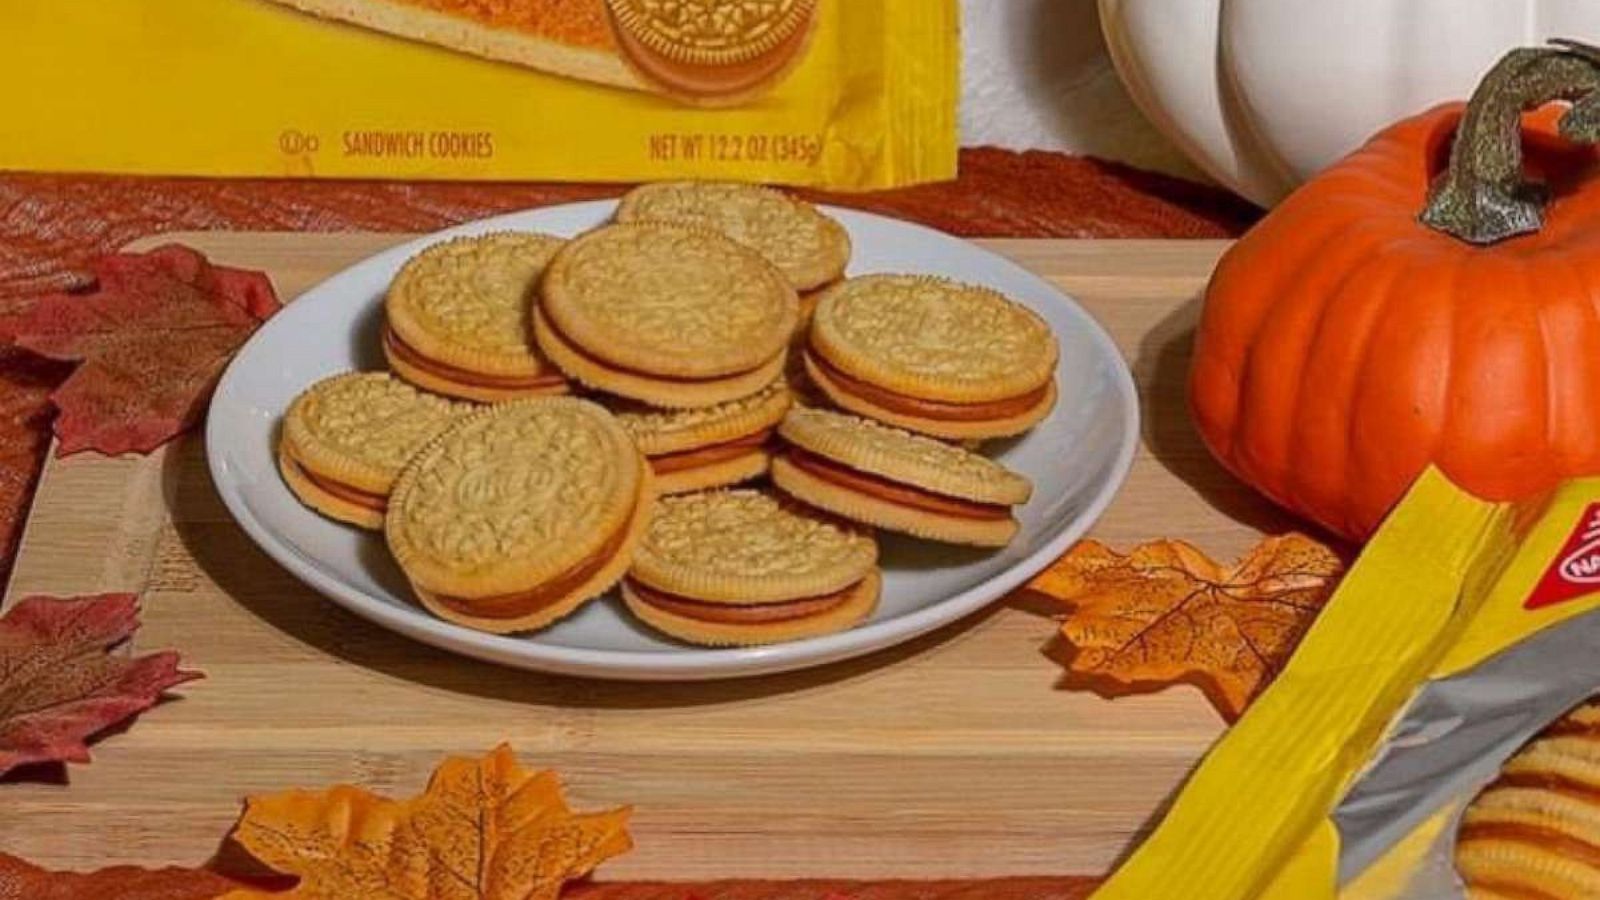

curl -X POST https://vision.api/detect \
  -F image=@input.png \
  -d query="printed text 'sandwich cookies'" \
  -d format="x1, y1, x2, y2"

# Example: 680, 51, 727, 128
805, 275, 1059, 440
279, 372, 466, 529
613, 380, 791, 494
624, 489, 879, 646
772, 407, 1033, 546
384, 232, 569, 403
386, 398, 652, 634
537, 223, 797, 408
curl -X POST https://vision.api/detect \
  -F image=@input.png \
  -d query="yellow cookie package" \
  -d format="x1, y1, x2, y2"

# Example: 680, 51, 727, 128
0, 0, 957, 189
1098, 468, 1600, 899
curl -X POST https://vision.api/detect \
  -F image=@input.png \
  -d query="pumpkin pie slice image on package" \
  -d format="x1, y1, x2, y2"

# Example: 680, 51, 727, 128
263, 0, 820, 105
1091, 468, 1600, 900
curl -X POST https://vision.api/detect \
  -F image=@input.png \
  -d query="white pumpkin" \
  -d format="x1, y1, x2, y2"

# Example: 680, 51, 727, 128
1099, 0, 1600, 207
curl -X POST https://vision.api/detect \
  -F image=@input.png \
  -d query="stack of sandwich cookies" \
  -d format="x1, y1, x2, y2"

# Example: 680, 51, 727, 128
772, 407, 1033, 547
613, 381, 791, 494
806, 275, 1059, 440
624, 490, 879, 646
385, 398, 652, 634
384, 233, 569, 403
537, 223, 797, 407
1457, 698, 1600, 898
279, 372, 466, 529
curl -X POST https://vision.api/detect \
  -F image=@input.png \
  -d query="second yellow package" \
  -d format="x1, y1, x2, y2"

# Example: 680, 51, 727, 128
1096, 467, 1600, 899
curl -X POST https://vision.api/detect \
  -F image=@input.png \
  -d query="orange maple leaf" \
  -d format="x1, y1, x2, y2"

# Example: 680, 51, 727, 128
1028, 535, 1343, 721
221, 744, 631, 900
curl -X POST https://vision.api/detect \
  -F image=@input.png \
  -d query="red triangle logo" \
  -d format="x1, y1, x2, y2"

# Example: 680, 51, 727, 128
1526, 502, 1600, 609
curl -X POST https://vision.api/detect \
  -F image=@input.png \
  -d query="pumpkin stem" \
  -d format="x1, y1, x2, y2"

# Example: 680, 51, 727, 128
1421, 40, 1600, 245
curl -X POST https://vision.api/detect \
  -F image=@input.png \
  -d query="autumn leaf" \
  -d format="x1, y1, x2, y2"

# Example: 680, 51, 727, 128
221, 744, 631, 900
0, 592, 200, 775
0, 244, 279, 456
0, 348, 71, 585
0, 851, 242, 899
1028, 535, 1343, 721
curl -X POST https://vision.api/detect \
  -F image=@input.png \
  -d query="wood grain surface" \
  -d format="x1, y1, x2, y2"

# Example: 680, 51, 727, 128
0, 234, 1293, 880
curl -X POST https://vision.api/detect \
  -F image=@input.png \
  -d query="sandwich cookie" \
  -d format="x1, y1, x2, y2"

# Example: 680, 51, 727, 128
537, 223, 797, 408
772, 407, 1032, 546
623, 490, 879, 646
615, 181, 850, 299
279, 372, 465, 529
604, 0, 820, 105
806, 275, 1060, 440
613, 380, 791, 494
385, 398, 652, 634
384, 232, 569, 403
1457, 698, 1600, 899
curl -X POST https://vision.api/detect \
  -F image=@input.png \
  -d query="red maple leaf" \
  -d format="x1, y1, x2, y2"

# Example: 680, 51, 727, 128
0, 593, 201, 775
0, 244, 279, 456
0, 852, 241, 899
0, 348, 71, 582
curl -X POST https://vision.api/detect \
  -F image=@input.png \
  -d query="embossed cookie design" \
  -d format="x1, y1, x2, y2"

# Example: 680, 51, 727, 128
385, 398, 653, 634
384, 232, 570, 403
806, 275, 1060, 440
604, 0, 820, 105
537, 223, 798, 408
623, 489, 880, 646
611, 379, 791, 494
279, 371, 468, 529
616, 181, 849, 294
772, 406, 1033, 546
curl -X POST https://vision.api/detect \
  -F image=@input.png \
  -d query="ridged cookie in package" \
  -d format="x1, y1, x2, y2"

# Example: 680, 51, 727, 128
0, 0, 957, 188
1094, 468, 1600, 899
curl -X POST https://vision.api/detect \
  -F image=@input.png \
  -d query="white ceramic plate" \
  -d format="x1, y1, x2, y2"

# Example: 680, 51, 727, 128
206, 201, 1139, 680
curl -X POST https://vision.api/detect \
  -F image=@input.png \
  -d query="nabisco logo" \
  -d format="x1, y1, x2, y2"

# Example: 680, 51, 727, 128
1555, 512, 1600, 582
1527, 503, 1600, 609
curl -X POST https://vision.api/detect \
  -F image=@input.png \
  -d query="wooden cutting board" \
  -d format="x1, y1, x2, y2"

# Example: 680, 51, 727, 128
0, 233, 1297, 880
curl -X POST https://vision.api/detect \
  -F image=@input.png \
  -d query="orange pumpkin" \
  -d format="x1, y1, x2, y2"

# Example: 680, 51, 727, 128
1191, 41, 1600, 541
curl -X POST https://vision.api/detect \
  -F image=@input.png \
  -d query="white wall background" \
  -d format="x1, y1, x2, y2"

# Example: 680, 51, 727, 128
959, 0, 1197, 179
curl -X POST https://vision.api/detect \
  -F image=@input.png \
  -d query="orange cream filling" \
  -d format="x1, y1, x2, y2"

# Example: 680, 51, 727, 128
650, 430, 771, 474
285, 451, 387, 512
383, 325, 566, 391
393, 0, 616, 49
1458, 820, 1600, 873
542, 312, 775, 385
807, 351, 1049, 422
431, 510, 634, 620
628, 579, 853, 625
785, 449, 1013, 522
